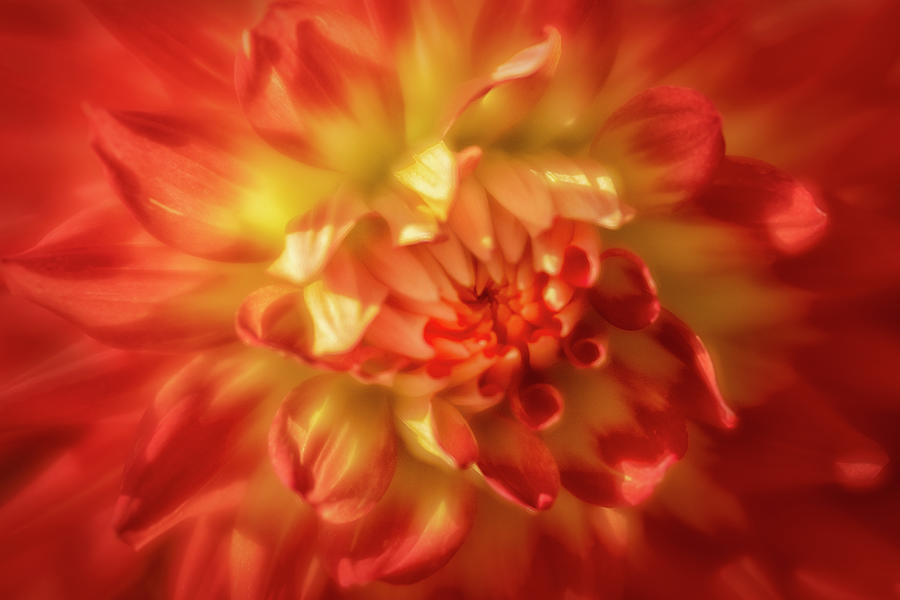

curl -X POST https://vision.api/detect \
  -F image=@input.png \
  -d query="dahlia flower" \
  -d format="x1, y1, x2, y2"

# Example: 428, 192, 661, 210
2, 0, 899, 598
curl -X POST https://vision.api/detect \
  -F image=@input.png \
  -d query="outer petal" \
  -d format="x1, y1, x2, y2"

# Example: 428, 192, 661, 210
547, 367, 687, 507
114, 354, 269, 548
235, 2, 403, 176
268, 376, 397, 523
594, 86, 724, 208
83, 0, 251, 99
89, 108, 278, 262
228, 469, 329, 600
2, 207, 241, 351
317, 458, 476, 586
474, 416, 560, 510
696, 156, 828, 254
651, 311, 737, 429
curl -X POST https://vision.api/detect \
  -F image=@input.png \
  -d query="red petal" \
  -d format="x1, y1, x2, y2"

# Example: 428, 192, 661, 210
594, 86, 724, 207
560, 223, 601, 288
114, 354, 266, 548
652, 311, 737, 429
589, 248, 661, 330
83, 0, 249, 99
89, 108, 278, 261
268, 376, 397, 523
318, 459, 475, 586
431, 399, 479, 468
0, 340, 174, 428
2, 207, 238, 351
696, 156, 828, 254
474, 417, 560, 510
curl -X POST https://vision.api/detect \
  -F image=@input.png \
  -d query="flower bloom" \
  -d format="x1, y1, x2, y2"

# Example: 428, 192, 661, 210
2, 1, 900, 598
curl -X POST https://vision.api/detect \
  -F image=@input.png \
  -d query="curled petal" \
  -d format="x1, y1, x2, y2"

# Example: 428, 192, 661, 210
474, 417, 560, 510
318, 459, 476, 586
444, 27, 561, 140
560, 223, 601, 288
268, 376, 397, 524
590, 249, 661, 330
89, 108, 278, 261
563, 324, 608, 369
114, 354, 268, 548
510, 383, 565, 431
594, 86, 724, 207
697, 156, 828, 254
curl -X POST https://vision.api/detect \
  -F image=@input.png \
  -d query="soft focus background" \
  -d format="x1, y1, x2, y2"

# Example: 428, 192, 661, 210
1, 1, 899, 598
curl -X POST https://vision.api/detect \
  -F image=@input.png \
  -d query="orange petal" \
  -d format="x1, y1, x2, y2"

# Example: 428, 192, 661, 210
304, 249, 387, 356
268, 376, 397, 524
371, 188, 441, 246
88, 108, 277, 261
448, 176, 495, 262
83, 0, 247, 98
318, 458, 475, 586
235, 284, 310, 359
363, 304, 435, 360
359, 234, 440, 304
393, 140, 458, 222
446, 27, 561, 143
114, 355, 267, 548
268, 192, 368, 285
490, 197, 529, 265
2, 207, 237, 351
534, 155, 634, 229
480, 157, 555, 236
431, 399, 479, 468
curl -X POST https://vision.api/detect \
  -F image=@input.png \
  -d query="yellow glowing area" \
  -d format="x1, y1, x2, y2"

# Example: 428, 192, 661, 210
395, 399, 457, 469
269, 224, 338, 284
394, 141, 458, 221
303, 280, 381, 356
542, 171, 590, 186
594, 175, 617, 195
